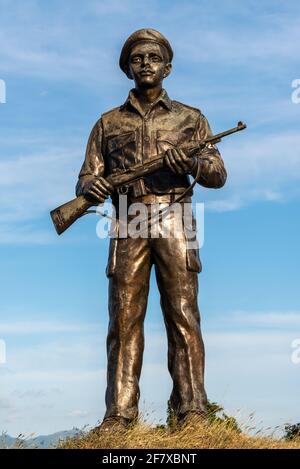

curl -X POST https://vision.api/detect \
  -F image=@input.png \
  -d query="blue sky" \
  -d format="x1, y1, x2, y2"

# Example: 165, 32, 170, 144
0, 0, 300, 437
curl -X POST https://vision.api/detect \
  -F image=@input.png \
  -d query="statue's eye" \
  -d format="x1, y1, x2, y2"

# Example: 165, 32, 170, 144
151, 56, 161, 62
131, 56, 142, 63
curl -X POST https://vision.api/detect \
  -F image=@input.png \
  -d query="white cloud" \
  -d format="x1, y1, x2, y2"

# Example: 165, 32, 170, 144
0, 146, 81, 220
0, 1, 118, 84
0, 320, 96, 334
12, 388, 61, 399
0, 1, 299, 85
199, 131, 300, 211
0, 137, 85, 243
204, 196, 243, 212
0, 225, 55, 245
67, 409, 89, 418
168, 2, 300, 69
230, 311, 300, 327
223, 132, 300, 186
177, 22, 300, 67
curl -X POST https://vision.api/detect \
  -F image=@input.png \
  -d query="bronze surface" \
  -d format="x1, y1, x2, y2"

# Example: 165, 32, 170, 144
75, 29, 227, 425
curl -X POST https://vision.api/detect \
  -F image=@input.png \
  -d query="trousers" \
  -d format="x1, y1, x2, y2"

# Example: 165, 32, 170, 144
104, 199, 207, 420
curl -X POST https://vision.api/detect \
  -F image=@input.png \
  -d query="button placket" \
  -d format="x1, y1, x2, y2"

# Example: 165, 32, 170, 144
143, 110, 153, 161
133, 114, 146, 197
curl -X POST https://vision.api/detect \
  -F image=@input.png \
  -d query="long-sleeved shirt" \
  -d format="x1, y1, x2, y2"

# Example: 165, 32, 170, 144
76, 88, 227, 199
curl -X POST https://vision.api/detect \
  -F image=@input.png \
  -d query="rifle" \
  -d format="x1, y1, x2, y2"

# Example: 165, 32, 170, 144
50, 121, 246, 235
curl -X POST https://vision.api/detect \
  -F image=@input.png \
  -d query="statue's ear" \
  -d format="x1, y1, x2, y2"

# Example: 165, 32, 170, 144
163, 63, 172, 79
125, 63, 133, 80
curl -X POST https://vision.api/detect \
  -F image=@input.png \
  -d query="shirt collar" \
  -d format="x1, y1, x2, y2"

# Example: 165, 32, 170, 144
122, 88, 172, 114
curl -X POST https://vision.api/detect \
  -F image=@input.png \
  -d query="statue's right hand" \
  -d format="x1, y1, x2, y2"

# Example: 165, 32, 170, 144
82, 177, 114, 204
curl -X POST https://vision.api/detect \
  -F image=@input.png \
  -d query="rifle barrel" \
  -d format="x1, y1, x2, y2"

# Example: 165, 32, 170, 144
205, 121, 247, 144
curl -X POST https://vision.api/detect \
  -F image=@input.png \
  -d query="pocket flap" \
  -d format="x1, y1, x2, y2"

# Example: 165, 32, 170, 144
107, 131, 136, 153
156, 130, 178, 146
186, 246, 202, 273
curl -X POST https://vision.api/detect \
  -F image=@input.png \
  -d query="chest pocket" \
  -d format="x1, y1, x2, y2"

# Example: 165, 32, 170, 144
156, 128, 196, 154
106, 131, 137, 172
156, 130, 178, 154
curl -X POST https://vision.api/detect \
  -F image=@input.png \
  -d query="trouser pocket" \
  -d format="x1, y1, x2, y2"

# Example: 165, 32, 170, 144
186, 243, 202, 273
184, 211, 202, 273
106, 238, 118, 277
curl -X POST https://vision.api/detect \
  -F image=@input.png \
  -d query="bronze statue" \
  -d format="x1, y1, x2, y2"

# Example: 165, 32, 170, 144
51, 28, 246, 432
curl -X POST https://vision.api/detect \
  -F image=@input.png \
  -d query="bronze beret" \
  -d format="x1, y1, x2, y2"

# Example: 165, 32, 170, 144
119, 28, 173, 74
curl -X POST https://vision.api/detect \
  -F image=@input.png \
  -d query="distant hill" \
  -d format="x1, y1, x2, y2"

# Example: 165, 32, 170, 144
0, 429, 81, 449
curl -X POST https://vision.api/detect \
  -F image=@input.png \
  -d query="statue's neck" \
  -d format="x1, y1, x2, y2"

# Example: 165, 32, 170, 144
134, 85, 163, 112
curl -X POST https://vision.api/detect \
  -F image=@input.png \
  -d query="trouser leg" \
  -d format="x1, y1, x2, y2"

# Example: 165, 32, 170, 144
152, 234, 207, 417
104, 237, 151, 421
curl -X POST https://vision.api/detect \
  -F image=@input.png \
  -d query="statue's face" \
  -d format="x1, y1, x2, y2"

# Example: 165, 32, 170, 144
127, 41, 171, 87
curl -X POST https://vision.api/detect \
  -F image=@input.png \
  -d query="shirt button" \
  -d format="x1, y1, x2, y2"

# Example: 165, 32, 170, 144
145, 136, 150, 142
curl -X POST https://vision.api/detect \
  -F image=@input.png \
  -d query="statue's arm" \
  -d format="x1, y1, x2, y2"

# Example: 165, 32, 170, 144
75, 118, 106, 197
191, 113, 227, 189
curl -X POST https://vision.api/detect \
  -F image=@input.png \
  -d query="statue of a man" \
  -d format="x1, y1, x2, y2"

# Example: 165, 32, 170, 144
76, 29, 227, 431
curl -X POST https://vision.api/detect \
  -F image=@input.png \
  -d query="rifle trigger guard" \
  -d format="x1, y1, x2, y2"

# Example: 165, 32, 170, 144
117, 184, 129, 195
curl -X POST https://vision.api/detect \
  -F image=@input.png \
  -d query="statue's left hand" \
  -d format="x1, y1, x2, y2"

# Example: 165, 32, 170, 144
165, 148, 196, 175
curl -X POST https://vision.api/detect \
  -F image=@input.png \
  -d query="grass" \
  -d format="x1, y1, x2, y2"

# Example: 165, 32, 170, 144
59, 418, 300, 450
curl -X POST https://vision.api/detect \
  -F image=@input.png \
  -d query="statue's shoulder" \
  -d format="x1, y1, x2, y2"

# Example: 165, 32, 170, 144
101, 105, 123, 122
100, 105, 125, 133
171, 100, 202, 118
87, 106, 123, 135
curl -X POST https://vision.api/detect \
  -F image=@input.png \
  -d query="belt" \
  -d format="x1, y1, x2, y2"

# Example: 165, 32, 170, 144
129, 194, 192, 204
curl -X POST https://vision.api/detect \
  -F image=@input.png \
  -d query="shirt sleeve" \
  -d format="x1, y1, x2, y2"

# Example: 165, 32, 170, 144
191, 113, 227, 188
75, 118, 105, 196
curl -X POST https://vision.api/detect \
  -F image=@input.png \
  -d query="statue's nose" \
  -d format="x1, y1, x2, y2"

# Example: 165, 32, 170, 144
142, 55, 150, 66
